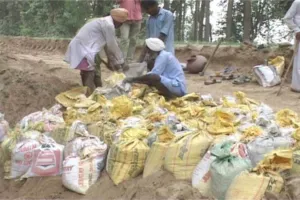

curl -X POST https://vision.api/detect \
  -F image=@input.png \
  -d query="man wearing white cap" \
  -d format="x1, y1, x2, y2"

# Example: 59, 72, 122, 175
64, 8, 129, 94
124, 38, 186, 98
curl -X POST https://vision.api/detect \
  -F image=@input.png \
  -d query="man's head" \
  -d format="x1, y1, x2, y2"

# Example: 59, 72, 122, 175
141, 0, 159, 16
110, 8, 129, 28
145, 38, 165, 68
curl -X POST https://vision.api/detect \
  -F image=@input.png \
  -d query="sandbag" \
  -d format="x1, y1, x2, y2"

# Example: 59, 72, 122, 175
253, 65, 281, 87
268, 56, 285, 77
110, 95, 133, 119
192, 142, 248, 197
247, 135, 294, 167
290, 150, 300, 175
62, 134, 107, 194
0, 112, 9, 142
4, 138, 40, 179
210, 141, 252, 200
124, 62, 147, 78
143, 126, 175, 178
164, 131, 213, 180
226, 171, 270, 200
21, 135, 64, 178
276, 109, 299, 128
20, 105, 64, 133
106, 128, 150, 185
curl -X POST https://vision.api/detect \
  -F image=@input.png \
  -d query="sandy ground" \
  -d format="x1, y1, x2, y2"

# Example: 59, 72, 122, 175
0, 36, 298, 199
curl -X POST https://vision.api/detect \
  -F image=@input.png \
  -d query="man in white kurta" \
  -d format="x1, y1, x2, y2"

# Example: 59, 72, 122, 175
284, 0, 300, 92
64, 8, 128, 93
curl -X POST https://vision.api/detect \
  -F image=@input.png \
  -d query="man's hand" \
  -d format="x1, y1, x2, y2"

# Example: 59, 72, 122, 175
296, 32, 300, 41
121, 63, 129, 72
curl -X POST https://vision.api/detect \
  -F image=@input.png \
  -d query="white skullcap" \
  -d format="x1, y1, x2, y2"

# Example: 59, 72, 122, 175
145, 38, 165, 52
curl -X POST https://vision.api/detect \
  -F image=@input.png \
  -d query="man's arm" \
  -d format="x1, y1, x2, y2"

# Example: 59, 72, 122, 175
284, 1, 300, 40
159, 12, 174, 41
103, 24, 125, 70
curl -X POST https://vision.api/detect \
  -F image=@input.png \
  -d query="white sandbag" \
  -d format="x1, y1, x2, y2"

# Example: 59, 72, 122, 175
92, 83, 131, 100
124, 62, 147, 78
62, 153, 106, 195
19, 104, 64, 132
247, 135, 295, 167
21, 135, 64, 178
253, 65, 281, 87
0, 112, 9, 142
62, 133, 107, 194
5, 139, 40, 179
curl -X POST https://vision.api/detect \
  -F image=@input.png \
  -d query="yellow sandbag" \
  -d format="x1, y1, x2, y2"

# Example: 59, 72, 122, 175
256, 149, 293, 172
276, 109, 299, 127
143, 126, 175, 178
55, 87, 87, 107
87, 121, 118, 146
110, 95, 133, 119
120, 128, 149, 140
225, 171, 270, 200
207, 110, 236, 135
106, 132, 150, 185
269, 56, 285, 77
104, 72, 126, 87
164, 131, 213, 180
254, 149, 292, 194
63, 107, 102, 125
265, 171, 284, 194
242, 126, 263, 141
289, 150, 300, 175
88, 92, 107, 105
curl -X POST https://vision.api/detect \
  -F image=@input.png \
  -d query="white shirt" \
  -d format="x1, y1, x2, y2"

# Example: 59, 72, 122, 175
284, 0, 300, 33
64, 16, 124, 70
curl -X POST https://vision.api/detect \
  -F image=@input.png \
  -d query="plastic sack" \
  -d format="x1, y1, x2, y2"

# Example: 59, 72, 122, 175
0, 112, 9, 142
210, 141, 252, 200
276, 109, 299, 128
143, 126, 175, 178
21, 135, 64, 178
253, 65, 281, 87
164, 131, 213, 180
4, 138, 40, 179
290, 150, 300, 175
207, 110, 236, 135
62, 134, 107, 194
192, 142, 248, 197
106, 128, 150, 185
55, 87, 88, 108
268, 56, 285, 77
247, 135, 295, 167
20, 105, 64, 133
104, 72, 126, 87
110, 95, 133, 119
225, 171, 270, 200
124, 62, 147, 78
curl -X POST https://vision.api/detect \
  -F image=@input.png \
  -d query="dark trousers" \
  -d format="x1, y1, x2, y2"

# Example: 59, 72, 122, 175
80, 54, 102, 95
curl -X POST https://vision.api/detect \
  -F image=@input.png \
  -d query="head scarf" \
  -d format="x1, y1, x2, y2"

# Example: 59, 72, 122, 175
145, 38, 166, 52
110, 8, 129, 23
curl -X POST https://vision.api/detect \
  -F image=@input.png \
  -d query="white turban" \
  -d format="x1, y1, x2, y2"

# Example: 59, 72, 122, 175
145, 38, 166, 52
110, 8, 128, 23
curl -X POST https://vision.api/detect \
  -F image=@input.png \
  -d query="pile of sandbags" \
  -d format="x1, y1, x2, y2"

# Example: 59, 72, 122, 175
2, 72, 300, 198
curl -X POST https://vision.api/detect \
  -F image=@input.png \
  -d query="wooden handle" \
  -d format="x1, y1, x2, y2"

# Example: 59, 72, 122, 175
276, 41, 299, 96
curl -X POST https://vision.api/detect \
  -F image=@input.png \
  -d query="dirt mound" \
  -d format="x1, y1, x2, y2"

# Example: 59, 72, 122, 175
0, 36, 70, 55
0, 54, 80, 125
0, 167, 202, 200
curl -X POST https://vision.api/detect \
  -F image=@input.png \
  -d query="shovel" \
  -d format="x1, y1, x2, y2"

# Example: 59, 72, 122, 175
276, 41, 299, 96
199, 38, 223, 76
